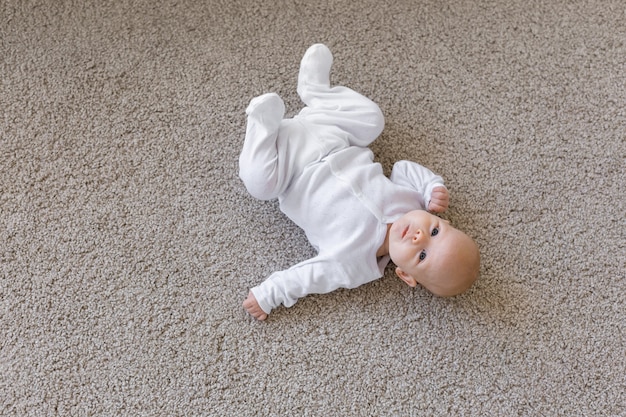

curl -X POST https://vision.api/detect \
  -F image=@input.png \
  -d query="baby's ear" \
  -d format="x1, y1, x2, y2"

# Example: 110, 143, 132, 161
396, 268, 417, 287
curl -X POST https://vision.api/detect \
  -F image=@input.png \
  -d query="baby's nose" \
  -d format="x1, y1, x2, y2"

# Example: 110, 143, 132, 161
412, 229, 425, 243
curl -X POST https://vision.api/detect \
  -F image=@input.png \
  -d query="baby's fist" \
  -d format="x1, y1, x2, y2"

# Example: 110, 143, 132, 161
428, 186, 449, 213
243, 291, 268, 321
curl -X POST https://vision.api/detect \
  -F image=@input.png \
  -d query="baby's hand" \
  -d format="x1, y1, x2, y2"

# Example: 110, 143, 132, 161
428, 186, 449, 213
243, 291, 268, 321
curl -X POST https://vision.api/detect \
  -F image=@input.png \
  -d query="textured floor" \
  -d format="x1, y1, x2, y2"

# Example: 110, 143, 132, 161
1, 0, 625, 415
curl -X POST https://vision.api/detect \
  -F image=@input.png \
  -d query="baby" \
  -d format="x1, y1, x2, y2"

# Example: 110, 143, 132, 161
239, 44, 479, 320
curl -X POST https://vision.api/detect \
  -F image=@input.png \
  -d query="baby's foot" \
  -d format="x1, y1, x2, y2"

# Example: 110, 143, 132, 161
297, 44, 333, 100
246, 92, 286, 127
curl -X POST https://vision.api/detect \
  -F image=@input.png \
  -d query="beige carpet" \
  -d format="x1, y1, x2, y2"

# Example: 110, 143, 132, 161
1, 0, 625, 415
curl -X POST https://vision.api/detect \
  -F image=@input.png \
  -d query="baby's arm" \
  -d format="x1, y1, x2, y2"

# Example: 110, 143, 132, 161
390, 160, 447, 212
243, 257, 355, 320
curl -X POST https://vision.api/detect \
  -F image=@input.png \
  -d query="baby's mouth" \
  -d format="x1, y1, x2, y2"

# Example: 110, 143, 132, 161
401, 226, 409, 239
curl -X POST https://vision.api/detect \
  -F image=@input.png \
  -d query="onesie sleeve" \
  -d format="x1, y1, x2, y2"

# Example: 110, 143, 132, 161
389, 160, 446, 206
250, 256, 360, 315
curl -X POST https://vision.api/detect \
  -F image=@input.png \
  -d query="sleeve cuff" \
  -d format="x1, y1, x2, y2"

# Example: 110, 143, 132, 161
250, 286, 273, 315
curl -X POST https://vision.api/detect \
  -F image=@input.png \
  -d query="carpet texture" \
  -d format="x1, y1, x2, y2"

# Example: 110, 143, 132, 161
1, 0, 625, 415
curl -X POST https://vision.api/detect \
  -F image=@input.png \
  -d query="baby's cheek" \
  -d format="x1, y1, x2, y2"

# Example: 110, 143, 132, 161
391, 250, 410, 268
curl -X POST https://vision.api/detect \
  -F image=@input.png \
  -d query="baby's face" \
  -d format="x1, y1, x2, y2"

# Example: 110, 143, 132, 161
389, 210, 478, 296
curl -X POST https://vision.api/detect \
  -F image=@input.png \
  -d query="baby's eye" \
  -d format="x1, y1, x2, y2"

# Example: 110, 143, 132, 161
431, 227, 439, 237
419, 250, 427, 262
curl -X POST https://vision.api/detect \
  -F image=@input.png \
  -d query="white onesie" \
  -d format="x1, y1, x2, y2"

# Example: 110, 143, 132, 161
239, 44, 445, 315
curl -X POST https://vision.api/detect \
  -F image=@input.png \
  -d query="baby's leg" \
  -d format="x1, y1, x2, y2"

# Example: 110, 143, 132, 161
240, 91, 335, 200
239, 93, 287, 200
296, 44, 385, 147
